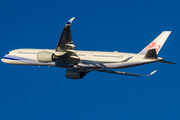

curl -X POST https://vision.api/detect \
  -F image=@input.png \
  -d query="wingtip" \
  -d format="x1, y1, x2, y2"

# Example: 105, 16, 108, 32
162, 31, 172, 34
148, 70, 157, 76
66, 17, 75, 24
163, 31, 171, 32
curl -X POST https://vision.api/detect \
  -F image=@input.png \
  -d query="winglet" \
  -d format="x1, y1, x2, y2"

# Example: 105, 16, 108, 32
66, 17, 75, 25
147, 70, 157, 76
95, 69, 157, 77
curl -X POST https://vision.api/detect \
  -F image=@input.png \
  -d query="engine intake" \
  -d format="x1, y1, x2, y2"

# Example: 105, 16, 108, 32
65, 69, 86, 79
37, 51, 56, 62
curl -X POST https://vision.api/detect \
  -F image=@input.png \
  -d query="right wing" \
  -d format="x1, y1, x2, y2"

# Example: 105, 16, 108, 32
56, 17, 75, 52
95, 69, 157, 76
55, 17, 81, 64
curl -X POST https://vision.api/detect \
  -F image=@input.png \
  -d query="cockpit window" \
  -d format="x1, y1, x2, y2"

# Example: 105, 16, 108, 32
6, 52, 9, 54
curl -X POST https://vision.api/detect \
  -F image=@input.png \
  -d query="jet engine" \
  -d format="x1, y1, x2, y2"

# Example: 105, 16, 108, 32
37, 51, 56, 62
65, 69, 86, 79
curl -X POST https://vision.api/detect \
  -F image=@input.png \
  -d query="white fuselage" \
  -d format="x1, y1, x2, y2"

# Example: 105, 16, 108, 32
1, 49, 158, 70
1, 17, 172, 78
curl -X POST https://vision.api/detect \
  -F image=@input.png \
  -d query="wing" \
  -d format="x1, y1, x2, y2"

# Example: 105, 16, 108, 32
56, 17, 75, 51
95, 69, 157, 76
55, 17, 80, 64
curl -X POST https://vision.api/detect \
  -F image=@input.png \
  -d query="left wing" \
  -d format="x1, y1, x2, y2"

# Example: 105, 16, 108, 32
95, 69, 157, 76
55, 17, 80, 64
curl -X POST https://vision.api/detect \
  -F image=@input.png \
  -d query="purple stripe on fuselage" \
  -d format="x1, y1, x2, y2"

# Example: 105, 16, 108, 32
2, 57, 19, 60
2, 55, 35, 61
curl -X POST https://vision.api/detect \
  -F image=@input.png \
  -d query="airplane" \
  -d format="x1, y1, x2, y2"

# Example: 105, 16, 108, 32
1, 17, 176, 79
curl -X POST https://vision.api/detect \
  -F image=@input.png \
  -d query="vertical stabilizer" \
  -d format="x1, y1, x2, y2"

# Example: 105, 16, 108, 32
139, 31, 171, 55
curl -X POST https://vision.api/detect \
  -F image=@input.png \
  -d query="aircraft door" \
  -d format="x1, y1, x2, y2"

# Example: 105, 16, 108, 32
88, 53, 92, 59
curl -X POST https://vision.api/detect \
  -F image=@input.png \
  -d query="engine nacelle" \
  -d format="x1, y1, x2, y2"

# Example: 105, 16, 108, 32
37, 51, 55, 62
65, 69, 86, 79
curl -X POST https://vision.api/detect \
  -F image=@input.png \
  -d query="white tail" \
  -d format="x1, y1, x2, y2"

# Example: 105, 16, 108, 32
139, 31, 171, 55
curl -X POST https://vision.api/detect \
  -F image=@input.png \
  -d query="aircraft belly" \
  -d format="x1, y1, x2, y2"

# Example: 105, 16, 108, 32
103, 61, 157, 69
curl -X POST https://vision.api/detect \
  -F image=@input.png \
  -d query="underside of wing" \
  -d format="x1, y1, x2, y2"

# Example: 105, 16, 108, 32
56, 17, 75, 52
55, 17, 81, 64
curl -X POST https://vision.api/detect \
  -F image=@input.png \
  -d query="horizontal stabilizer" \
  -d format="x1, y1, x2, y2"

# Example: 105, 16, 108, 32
158, 60, 177, 64
144, 49, 157, 59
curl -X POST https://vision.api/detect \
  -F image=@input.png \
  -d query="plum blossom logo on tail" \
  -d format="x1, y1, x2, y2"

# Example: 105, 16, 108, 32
146, 41, 161, 53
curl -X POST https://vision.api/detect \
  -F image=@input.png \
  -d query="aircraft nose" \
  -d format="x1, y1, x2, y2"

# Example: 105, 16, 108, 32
1, 58, 6, 63
1, 55, 6, 63
1, 54, 8, 63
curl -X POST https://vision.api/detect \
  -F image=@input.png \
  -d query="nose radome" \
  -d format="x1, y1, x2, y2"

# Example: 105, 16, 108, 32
1, 55, 8, 63
1, 57, 6, 63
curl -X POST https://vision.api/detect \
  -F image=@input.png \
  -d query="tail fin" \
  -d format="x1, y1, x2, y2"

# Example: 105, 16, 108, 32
139, 31, 171, 55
